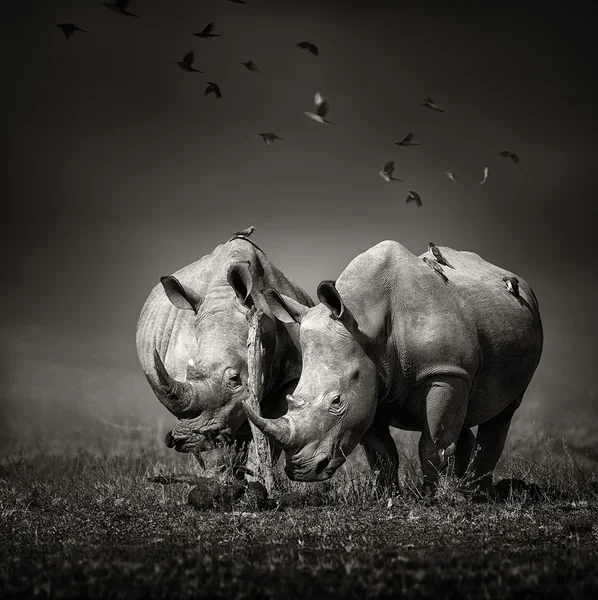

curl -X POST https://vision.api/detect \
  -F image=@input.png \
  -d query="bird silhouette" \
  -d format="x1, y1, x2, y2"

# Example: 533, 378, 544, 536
421, 96, 445, 113
194, 22, 221, 38
503, 276, 520, 298
423, 257, 449, 284
499, 150, 519, 164
394, 132, 420, 147
56, 23, 90, 40
480, 166, 489, 185
241, 60, 268, 79
258, 133, 284, 147
205, 82, 223, 98
445, 169, 457, 182
406, 191, 423, 207
379, 161, 403, 182
429, 243, 454, 268
103, 0, 139, 18
175, 51, 202, 73
304, 92, 333, 124
232, 226, 256, 238
297, 41, 319, 55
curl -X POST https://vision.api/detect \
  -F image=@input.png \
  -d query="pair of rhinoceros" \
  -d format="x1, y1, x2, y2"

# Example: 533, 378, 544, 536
136, 234, 543, 496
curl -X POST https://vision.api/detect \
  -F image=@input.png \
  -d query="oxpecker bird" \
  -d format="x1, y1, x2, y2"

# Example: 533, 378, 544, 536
379, 161, 402, 182
304, 92, 333, 124
232, 226, 256, 238
297, 41, 319, 55
406, 191, 423, 207
175, 51, 202, 73
258, 133, 284, 147
394, 132, 420, 147
480, 166, 489, 185
194, 22, 221, 38
205, 82, 223, 98
241, 60, 267, 78
445, 169, 457, 182
503, 276, 520, 298
421, 96, 445, 113
103, 0, 139, 18
429, 243, 454, 268
56, 23, 90, 40
422, 257, 449, 284
499, 150, 520, 164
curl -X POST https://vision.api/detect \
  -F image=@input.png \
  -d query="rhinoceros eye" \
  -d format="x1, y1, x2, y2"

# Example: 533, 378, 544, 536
228, 372, 242, 387
330, 395, 341, 406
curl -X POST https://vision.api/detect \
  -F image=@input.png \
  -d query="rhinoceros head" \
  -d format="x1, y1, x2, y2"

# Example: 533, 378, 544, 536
244, 281, 381, 481
153, 261, 280, 454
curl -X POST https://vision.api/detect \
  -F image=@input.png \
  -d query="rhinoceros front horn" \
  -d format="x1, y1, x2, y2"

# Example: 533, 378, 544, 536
242, 401, 294, 450
153, 349, 199, 417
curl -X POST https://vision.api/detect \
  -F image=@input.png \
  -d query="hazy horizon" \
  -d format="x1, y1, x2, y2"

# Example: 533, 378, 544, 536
2, 0, 596, 447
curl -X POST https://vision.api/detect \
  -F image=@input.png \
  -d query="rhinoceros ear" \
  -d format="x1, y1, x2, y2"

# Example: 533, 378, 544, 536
317, 280, 348, 320
160, 276, 202, 312
263, 289, 309, 324
227, 262, 254, 306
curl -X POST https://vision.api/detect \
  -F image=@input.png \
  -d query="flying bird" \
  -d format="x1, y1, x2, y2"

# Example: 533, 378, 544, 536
428, 243, 454, 268
379, 161, 402, 182
205, 82, 223, 98
56, 23, 90, 40
232, 226, 256, 238
445, 169, 457, 182
406, 191, 423, 207
258, 133, 284, 147
297, 41, 319, 55
241, 60, 267, 78
175, 51, 202, 73
103, 0, 139, 18
394, 132, 420, 147
194, 22, 221, 38
422, 257, 449, 284
499, 150, 519, 164
421, 96, 445, 113
304, 92, 333, 124
480, 166, 489, 185
503, 276, 520, 298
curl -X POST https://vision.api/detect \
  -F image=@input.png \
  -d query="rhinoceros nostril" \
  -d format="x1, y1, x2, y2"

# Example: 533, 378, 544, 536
165, 431, 176, 448
314, 455, 331, 474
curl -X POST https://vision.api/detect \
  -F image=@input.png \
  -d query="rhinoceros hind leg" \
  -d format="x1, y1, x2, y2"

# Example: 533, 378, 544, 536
418, 376, 469, 493
454, 428, 476, 479
360, 419, 399, 493
469, 396, 523, 498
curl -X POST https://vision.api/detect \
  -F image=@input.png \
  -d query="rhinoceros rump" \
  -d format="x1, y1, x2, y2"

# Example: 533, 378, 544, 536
248, 240, 543, 496
136, 237, 313, 457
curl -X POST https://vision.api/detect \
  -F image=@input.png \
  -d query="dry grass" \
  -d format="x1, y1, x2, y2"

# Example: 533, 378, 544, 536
1, 415, 598, 599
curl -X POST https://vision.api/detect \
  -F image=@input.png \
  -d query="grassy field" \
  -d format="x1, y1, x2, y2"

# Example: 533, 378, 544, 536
2, 409, 598, 599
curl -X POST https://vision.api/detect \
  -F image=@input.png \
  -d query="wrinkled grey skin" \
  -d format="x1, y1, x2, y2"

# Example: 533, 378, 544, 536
246, 240, 543, 496
136, 237, 314, 459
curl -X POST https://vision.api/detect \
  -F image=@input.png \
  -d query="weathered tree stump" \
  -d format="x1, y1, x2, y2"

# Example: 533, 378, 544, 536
245, 307, 276, 495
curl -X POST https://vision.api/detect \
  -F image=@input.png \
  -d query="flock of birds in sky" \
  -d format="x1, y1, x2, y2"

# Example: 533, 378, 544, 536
55, 0, 521, 213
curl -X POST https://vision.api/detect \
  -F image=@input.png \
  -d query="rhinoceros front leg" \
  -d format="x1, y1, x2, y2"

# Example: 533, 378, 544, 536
469, 396, 523, 499
454, 428, 476, 479
418, 376, 469, 494
360, 418, 399, 493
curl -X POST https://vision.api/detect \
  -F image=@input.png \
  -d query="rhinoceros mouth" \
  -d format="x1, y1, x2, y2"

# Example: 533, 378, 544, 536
165, 427, 234, 453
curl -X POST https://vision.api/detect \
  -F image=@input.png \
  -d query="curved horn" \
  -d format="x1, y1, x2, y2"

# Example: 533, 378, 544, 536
242, 401, 294, 450
153, 349, 199, 417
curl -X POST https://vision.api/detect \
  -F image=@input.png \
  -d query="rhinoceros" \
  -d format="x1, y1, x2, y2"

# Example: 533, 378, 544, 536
244, 240, 543, 496
135, 236, 314, 458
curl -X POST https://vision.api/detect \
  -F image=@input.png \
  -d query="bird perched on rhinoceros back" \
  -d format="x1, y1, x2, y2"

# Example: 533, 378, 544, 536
422, 256, 450, 284
136, 237, 314, 471
429, 242, 454, 268
503, 276, 520, 298
230, 225, 255, 239
246, 240, 543, 498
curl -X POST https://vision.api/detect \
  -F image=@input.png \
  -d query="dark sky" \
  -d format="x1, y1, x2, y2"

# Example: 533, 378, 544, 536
2, 0, 596, 438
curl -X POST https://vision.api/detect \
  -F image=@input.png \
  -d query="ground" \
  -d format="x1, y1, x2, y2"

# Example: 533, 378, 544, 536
1, 406, 598, 599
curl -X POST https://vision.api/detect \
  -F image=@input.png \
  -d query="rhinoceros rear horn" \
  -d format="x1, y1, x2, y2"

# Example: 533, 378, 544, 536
153, 349, 199, 417
242, 401, 294, 450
